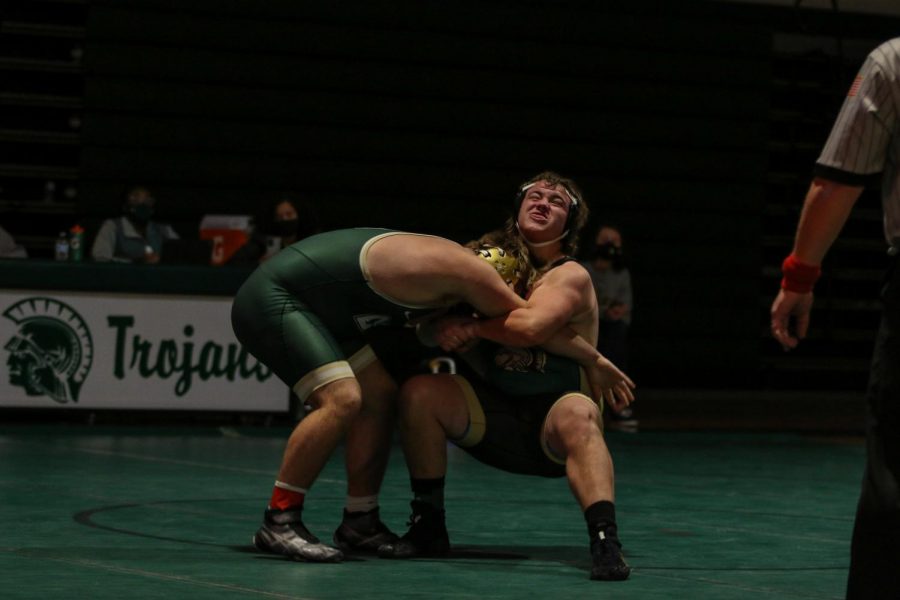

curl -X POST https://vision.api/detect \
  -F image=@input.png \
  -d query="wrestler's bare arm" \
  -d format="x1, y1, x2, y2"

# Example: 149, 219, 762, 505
437, 263, 635, 407
474, 263, 596, 347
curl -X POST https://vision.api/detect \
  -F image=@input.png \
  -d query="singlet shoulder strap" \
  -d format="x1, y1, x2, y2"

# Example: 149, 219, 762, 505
547, 255, 577, 270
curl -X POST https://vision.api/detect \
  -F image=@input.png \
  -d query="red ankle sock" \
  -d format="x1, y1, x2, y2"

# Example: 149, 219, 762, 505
269, 484, 306, 510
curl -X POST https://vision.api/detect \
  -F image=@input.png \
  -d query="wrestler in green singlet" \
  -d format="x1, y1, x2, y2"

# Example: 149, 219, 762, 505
231, 228, 435, 402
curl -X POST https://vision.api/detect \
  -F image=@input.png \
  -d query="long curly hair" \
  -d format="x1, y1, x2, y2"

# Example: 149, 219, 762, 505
467, 171, 590, 294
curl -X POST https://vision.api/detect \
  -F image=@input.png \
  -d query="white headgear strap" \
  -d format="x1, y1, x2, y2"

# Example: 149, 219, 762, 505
519, 182, 580, 208
515, 221, 570, 247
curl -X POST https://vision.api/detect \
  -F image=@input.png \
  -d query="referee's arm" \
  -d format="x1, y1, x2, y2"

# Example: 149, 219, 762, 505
791, 177, 864, 266
770, 177, 863, 350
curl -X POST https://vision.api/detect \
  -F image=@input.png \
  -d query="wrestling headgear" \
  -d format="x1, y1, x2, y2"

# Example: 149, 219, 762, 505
474, 246, 520, 288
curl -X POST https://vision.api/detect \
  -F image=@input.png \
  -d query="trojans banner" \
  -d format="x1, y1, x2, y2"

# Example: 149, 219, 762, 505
0, 290, 287, 411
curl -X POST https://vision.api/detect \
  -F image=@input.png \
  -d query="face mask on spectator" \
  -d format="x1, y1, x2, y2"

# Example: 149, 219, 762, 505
594, 242, 621, 260
271, 218, 300, 237
128, 203, 155, 224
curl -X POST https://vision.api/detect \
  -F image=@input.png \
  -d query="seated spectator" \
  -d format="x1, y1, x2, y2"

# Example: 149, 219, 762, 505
91, 186, 179, 264
581, 225, 636, 430
0, 225, 27, 258
270, 195, 320, 247
229, 195, 321, 265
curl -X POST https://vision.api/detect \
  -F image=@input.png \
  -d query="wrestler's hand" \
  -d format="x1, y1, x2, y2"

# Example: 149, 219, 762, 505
585, 354, 635, 412
434, 315, 480, 352
413, 309, 451, 347
770, 288, 814, 351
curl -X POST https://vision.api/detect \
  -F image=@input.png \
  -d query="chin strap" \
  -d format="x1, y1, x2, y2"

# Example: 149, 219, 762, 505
516, 222, 569, 247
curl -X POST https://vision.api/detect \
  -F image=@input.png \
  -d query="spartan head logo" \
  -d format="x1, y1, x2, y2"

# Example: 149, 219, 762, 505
3, 297, 93, 404
493, 346, 547, 374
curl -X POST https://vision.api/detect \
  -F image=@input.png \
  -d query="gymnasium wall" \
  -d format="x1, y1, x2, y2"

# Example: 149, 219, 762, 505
68, 0, 900, 390
74, 0, 776, 388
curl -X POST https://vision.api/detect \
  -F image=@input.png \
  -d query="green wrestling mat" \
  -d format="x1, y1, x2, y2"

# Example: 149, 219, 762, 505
0, 425, 860, 599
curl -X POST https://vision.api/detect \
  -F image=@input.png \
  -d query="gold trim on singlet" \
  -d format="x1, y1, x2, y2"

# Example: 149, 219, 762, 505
292, 360, 355, 402
578, 367, 591, 394
579, 366, 604, 431
347, 345, 377, 373
448, 375, 486, 448
358, 230, 443, 310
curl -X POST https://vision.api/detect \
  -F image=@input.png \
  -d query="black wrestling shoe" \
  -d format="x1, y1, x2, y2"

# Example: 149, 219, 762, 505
333, 507, 399, 553
377, 501, 450, 559
589, 529, 631, 581
606, 405, 639, 432
253, 508, 344, 562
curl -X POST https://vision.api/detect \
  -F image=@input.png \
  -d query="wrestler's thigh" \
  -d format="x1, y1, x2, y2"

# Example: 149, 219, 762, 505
355, 356, 399, 410
401, 374, 471, 438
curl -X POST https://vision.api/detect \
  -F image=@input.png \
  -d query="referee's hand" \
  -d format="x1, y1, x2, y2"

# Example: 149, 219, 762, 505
771, 288, 814, 351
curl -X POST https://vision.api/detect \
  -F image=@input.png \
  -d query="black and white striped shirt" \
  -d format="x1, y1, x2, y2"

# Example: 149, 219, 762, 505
815, 37, 900, 247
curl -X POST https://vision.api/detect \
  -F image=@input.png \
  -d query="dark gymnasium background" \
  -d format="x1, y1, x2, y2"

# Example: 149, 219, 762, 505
3, 0, 900, 426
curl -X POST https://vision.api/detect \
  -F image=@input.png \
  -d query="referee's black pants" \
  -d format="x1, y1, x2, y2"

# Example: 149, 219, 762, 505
847, 253, 900, 600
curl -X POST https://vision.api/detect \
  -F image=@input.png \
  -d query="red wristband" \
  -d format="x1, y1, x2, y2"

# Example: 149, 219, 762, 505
781, 254, 821, 293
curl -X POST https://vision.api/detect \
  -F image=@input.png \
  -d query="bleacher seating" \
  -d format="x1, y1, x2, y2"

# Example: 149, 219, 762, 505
2, 0, 898, 393
0, 0, 87, 257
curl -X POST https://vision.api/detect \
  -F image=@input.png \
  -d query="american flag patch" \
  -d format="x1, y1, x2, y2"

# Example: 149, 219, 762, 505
848, 75, 863, 97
